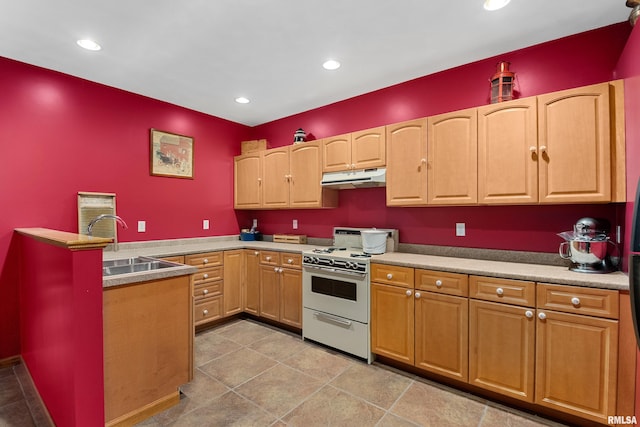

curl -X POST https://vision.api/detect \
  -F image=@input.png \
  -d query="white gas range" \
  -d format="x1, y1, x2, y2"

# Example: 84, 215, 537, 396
301, 227, 398, 363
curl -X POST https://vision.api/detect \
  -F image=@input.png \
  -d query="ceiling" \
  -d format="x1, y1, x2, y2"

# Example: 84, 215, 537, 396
0, 1, 630, 126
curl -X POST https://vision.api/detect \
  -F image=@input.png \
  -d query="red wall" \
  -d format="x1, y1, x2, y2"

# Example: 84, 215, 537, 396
0, 58, 251, 359
249, 23, 631, 254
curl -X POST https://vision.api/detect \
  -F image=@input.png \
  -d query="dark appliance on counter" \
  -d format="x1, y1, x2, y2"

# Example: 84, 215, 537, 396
629, 178, 640, 348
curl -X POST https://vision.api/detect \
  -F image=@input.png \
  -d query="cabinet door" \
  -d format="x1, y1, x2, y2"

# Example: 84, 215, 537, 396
259, 265, 280, 322
262, 147, 290, 208
352, 126, 386, 169
290, 141, 323, 208
386, 119, 428, 206
415, 292, 468, 382
371, 282, 414, 364
234, 152, 262, 209
535, 310, 618, 423
427, 108, 477, 205
478, 97, 538, 204
469, 300, 535, 402
223, 250, 243, 317
243, 250, 261, 316
322, 134, 351, 172
537, 82, 611, 203
280, 268, 302, 328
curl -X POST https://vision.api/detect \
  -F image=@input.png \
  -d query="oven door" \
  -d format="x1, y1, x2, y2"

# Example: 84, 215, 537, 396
302, 265, 369, 323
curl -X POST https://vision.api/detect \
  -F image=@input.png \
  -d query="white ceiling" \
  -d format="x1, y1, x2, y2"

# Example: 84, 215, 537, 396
0, 1, 630, 126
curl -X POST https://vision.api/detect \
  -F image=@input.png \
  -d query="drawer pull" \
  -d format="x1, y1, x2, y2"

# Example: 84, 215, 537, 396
571, 297, 581, 306
203, 289, 208, 295
254, 251, 259, 256
266, 256, 272, 261
203, 309, 209, 315
287, 258, 293, 264
435, 280, 443, 288
525, 310, 533, 319
496, 287, 504, 296
274, 267, 279, 272
203, 258, 208, 264
414, 292, 421, 299
387, 273, 393, 280
405, 290, 412, 297
203, 273, 209, 279
538, 312, 547, 320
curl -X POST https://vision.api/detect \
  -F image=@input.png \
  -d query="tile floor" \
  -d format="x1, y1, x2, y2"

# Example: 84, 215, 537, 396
0, 319, 569, 427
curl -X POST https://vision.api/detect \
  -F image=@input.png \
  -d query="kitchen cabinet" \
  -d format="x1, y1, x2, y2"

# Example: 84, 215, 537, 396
426, 108, 477, 205
535, 283, 619, 423
234, 152, 262, 209
243, 249, 261, 316
385, 119, 428, 206
322, 126, 386, 172
186, 251, 224, 327
469, 276, 536, 403
477, 96, 538, 204
223, 250, 243, 317
262, 147, 290, 208
259, 251, 303, 328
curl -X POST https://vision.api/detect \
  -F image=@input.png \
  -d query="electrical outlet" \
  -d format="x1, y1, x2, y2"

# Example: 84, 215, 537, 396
252, 219, 258, 228
455, 223, 465, 237
203, 219, 210, 230
138, 221, 146, 233
293, 219, 298, 229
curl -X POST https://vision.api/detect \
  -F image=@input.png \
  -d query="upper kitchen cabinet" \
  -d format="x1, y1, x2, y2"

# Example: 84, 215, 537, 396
234, 152, 262, 209
537, 82, 613, 204
322, 126, 386, 172
262, 147, 290, 208
426, 108, 478, 205
289, 141, 337, 208
478, 97, 538, 204
386, 119, 428, 206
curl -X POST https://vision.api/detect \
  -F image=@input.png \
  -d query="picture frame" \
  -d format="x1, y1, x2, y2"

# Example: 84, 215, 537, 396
150, 128, 194, 179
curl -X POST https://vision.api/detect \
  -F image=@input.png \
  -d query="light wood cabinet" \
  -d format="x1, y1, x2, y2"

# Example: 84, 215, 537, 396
322, 126, 385, 172
223, 250, 243, 317
258, 251, 302, 328
234, 152, 262, 209
537, 82, 611, 203
243, 249, 261, 316
186, 252, 224, 327
289, 141, 338, 208
477, 96, 538, 204
371, 281, 415, 364
469, 276, 536, 402
262, 147, 290, 208
426, 108, 477, 205
386, 119, 428, 206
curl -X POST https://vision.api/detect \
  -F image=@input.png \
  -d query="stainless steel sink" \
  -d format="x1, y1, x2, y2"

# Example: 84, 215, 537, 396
102, 256, 180, 277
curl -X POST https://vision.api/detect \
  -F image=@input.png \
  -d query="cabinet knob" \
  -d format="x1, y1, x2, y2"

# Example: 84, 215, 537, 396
274, 267, 279, 272
405, 290, 413, 297
266, 256, 272, 261
257, 177, 262, 182
571, 297, 581, 306
351, 163, 356, 169
203, 273, 209, 279
203, 309, 209, 315
279, 268, 284, 273
203, 289, 208, 295
496, 287, 504, 296
254, 251, 259, 256
421, 158, 426, 164
525, 310, 533, 318
415, 292, 421, 299
386, 273, 393, 280
203, 258, 208, 264
538, 312, 547, 320
529, 146, 537, 153
435, 280, 443, 288
539, 145, 547, 153
287, 258, 293, 264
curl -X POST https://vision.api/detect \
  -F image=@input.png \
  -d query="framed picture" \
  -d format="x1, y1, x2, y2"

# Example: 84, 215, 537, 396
150, 129, 194, 179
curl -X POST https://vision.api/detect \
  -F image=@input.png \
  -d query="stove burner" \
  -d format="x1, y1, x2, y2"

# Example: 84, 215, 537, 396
350, 253, 371, 258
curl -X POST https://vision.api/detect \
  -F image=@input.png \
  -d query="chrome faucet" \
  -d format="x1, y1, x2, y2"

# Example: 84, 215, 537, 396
87, 214, 128, 251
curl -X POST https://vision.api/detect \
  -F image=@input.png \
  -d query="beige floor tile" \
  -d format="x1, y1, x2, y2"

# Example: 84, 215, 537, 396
248, 332, 307, 361
0, 374, 23, 407
282, 345, 353, 382
199, 347, 277, 387
194, 332, 242, 366
216, 319, 280, 346
282, 385, 385, 427
330, 363, 412, 409
391, 381, 486, 427
480, 405, 566, 427
0, 400, 36, 427
376, 413, 422, 427
235, 364, 324, 418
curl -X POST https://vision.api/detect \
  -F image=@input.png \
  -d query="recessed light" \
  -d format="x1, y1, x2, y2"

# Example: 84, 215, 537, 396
322, 60, 341, 70
235, 97, 250, 104
483, 0, 510, 11
76, 39, 102, 51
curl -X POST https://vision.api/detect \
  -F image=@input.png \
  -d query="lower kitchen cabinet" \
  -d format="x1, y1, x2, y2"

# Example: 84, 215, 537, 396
223, 250, 243, 316
259, 251, 303, 328
370, 281, 415, 364
243, 249, 261, 315
186, 251, 224, 326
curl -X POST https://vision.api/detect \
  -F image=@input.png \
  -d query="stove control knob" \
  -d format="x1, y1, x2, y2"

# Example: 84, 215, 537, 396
328, 259, 335, 266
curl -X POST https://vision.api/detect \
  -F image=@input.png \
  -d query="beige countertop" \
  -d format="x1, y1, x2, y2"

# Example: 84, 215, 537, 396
102, 236, 629, 291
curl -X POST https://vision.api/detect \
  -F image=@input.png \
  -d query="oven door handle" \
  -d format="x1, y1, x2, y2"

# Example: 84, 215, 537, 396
313, 312, 353, 328
303, 264, 366, 278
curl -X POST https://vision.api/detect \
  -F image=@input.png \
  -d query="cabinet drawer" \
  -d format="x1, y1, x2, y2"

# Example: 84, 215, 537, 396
416, 269, 468, 297
537, 283, 619, 319
280, 252, 302, 269
160, 255, 185, 264
470, 276, 535, 307
193, 281, 223, 300
194, 297, 223, 325
185, 251, 223, 268
260, 251, 280, 266
192, 266, 223, 285
371, 264, 414, 288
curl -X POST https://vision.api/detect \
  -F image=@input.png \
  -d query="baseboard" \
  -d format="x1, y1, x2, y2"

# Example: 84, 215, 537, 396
0, 355, 20, 369
105, 391, 181, 427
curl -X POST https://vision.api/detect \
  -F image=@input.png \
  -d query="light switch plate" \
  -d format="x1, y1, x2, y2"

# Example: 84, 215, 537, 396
455, 223, 465, 237
138, 221, 146, 233
252, 219, 258, 228
203, 219, 210, 230
293, 219, 298, 229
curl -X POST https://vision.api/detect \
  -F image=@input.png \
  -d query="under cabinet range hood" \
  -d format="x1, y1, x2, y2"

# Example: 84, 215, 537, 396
321, 168, 386, 189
